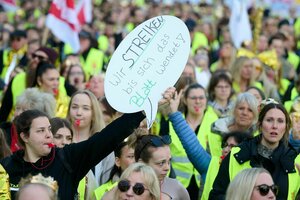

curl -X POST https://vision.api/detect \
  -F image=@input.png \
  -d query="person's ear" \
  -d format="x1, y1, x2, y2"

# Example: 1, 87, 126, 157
115, 157, 121, 168
37, 77, 42, 86
20, 132, 29, 143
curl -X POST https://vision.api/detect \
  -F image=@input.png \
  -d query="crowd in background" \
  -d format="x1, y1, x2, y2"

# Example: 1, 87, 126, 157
0, 0, 300, 200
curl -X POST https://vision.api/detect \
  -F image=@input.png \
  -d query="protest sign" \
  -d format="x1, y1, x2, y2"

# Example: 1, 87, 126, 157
105, 15, 190, 128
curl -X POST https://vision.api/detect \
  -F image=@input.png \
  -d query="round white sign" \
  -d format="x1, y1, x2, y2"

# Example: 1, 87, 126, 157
105, 15, 190, 128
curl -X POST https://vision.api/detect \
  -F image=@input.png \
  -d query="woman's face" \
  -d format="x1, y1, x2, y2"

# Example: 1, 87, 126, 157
88, 75, 104, 99
118, 171, 153, 200
250, 172, 276, 200
221, 136, 238, 157
185, 88, 207, 115
30, 50, 48, 69
116, 145, 135, 172
214, 80, 231, 102
147, 146, 171, 182
38, 69, 60, 95
261, 108, 286, 149
23, 117, 53, 158
53, 127, 72, 148
247, 89, 263, 106
234, 101, 255, 129
240, 59, 253, 81
68, 65, 85, 87
69, 93, 93, 129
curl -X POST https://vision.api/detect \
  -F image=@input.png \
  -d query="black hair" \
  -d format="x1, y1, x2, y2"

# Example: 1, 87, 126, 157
222, 131, 251, 148
108, 141, 128, 181
246, 86, 266, 100
49, 117, 73, 137
14, 109, 49, 147
33, 61, 56, 87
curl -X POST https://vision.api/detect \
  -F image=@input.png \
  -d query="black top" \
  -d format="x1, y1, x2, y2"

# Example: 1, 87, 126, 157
0, 112, 145, 199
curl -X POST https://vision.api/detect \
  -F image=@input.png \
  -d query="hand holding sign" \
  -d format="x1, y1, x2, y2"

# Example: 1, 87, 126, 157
105, 15, 190, 128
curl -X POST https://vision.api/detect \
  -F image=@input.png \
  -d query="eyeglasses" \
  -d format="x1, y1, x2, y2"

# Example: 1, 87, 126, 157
32, 53, 48, 61
221, 142, 236, 149
118, 180, 148, 195
69, 71, 84, 76
187, 96, 206, 100
255, 184, 278, 196
138, 135, 171, 159
215, 85, 231, 90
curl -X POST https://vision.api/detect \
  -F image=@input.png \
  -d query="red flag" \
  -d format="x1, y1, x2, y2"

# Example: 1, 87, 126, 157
0, 0, 18, 11
76, 0, 92, 26
46, 0, 92, 53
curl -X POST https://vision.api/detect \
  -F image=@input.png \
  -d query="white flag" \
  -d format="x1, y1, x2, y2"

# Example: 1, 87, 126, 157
228, 0, 252, 48
46, 0, 80, 53
0, 0, 18, 11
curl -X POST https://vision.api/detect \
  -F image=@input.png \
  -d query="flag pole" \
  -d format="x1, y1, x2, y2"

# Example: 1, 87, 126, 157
42, 27, 50, 46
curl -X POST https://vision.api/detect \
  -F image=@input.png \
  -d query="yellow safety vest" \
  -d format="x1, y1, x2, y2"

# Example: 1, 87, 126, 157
279, 78, 291, 96
191, 32, 208, 56
0, 164, 10, 200
287, 51, 300, 70
94, 180, 117, 200
80, 48, 104, 80
11, 73, 69, 119
201, 156, 220, 200
97, 35, 109, 52
169, 106, 218, 188
229, 147, 300, 200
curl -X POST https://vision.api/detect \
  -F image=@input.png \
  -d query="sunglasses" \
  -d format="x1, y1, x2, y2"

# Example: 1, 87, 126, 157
255, 184, 278, 196
11, 37, 23, 42
32, 53, 48, 61
118, 180, 148, 195
139, 135, 171, 153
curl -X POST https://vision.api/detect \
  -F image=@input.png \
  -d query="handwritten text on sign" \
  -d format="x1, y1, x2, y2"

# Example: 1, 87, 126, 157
105, 15, 190, 128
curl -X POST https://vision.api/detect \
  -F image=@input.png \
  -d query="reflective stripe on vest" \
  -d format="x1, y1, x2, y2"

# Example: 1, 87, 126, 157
169, 106, 218, 188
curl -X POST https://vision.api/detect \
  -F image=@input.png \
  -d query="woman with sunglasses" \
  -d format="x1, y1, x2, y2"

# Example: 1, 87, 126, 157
209, 100, 300, 200
0, 47, 58, 123
226, 168, 277, 200
114, 162, 160, 200
134, 134, 190, 199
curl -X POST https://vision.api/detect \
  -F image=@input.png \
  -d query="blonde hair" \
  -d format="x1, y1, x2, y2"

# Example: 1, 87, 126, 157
16, 173, 58, 200
67, 90, 105, 136
230, 56, 255, 89
115, 163, 160, 200
226, 168, 271, 200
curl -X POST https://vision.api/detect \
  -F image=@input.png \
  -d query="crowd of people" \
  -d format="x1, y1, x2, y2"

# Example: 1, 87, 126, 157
0, 0, 300, 200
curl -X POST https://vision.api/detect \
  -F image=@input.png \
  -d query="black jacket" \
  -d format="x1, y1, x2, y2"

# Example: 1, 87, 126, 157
209, 135, 299, 200
0, 112, 144, 199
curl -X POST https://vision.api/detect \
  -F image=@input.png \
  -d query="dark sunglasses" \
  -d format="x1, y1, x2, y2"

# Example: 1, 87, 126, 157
118, 180, 148, 195
255, 184, 278, 196
11, 37, 22, 42
32, 53, 47, 61
139, 135, 171, 154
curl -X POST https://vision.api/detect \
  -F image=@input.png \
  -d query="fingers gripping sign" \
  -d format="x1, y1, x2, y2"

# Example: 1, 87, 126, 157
105, 15, 190, 129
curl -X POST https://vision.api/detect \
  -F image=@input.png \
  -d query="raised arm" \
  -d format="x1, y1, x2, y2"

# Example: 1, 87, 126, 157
64, 87, 177, 180
166, 90, 211, 180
